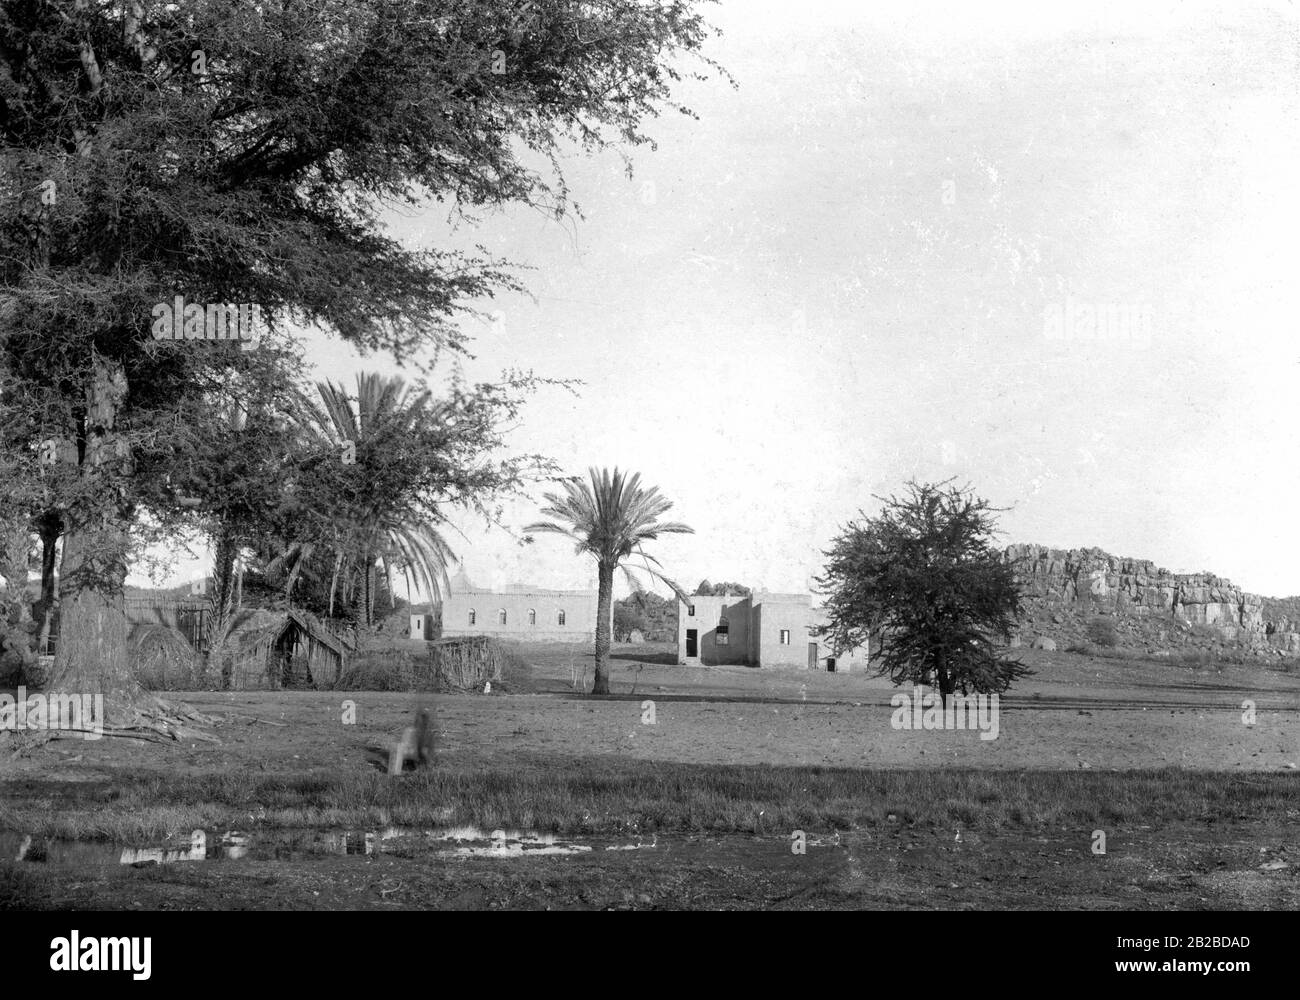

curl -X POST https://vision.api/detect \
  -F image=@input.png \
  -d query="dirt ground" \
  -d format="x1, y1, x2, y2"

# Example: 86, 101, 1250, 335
9, 823, 1299, 911
11, 643, 1295, 776
2, 644, 1297, 909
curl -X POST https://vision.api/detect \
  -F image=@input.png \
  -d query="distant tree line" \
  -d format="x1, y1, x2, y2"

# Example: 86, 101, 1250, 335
613, 589, 679, 643
692, 580, 752, 597
611, 578, 753, 642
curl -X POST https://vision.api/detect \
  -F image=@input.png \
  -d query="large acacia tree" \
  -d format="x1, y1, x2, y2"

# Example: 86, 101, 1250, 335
526, 467, 692, 695
817, 480, 1031, 706
0, 0, 726, 734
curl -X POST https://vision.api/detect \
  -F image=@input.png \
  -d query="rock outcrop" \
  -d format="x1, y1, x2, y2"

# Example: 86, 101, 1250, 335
1004, 544, 1299, 658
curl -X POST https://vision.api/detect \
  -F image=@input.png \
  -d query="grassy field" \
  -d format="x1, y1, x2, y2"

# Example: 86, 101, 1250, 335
1, 642, 1297, 909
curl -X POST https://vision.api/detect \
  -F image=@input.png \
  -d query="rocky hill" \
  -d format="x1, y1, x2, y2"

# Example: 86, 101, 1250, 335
1003, 544, 1300, 659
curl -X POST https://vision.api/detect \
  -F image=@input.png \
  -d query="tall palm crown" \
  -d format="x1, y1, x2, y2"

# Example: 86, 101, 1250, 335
526, 467, 692, 694
525, 467, 694, 594
295, 372, 455, 622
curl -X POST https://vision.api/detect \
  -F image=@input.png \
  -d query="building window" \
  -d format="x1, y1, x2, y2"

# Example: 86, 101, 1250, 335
780, 629, 790, 645
498, 609, 507, 626
716, 618, 729, 646
557, 610, 566, 626
528, 608, 536, 626
468, 610, 476, 626
688, 604, 695, 617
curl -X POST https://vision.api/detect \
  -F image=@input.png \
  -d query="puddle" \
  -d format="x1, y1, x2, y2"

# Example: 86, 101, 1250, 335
0, 825, 673, 867
0, 821, 864, 869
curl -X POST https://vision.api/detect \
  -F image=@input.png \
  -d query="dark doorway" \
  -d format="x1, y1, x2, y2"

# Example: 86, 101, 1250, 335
686, 629, 698, 658
826, 657, 837, 673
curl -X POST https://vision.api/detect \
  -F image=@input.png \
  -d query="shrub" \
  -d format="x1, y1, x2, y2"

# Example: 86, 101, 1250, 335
1085, 616, 1119, 648
332, 636, 533, 692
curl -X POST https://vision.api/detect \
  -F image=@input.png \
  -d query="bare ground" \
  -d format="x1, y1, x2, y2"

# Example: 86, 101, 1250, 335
2, 644, 1297, 909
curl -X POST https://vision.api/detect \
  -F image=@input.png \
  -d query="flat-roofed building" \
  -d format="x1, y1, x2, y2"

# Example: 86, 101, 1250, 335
678, 591, 866, 671
438, 569, 598, 643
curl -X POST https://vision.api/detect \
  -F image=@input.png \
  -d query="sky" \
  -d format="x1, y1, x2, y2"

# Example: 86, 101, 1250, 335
142, 0, 1300, 600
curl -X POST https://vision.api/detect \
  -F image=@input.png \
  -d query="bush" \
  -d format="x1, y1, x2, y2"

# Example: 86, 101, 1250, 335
332, 636, 533, 692
1085, 616, 1118, 647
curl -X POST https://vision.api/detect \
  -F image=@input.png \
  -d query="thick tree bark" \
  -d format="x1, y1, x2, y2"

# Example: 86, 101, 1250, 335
0, 521, 33, 623
35, 511, 61, 655
43, 356, 212, 739
591, 560, 615, 695
46, 356, 134, 702
51, 515, 133, 701
0, 519, 36, 682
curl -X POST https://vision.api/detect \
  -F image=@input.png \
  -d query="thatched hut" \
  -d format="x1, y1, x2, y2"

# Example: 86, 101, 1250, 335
128, 620, 202, 690
225, 608, 354, 689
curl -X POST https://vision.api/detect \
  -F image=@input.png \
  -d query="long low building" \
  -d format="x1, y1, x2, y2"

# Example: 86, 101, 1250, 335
432, 570, 598, 643
678, 592, 866, 671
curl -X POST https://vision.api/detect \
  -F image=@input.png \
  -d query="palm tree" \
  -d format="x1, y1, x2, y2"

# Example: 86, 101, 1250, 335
303, 372, 457, 626
526, 468, 693, 695
305, 374, 462, 624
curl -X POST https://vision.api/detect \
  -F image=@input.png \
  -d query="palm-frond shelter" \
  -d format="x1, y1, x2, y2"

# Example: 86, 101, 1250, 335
226, 608, 355, 689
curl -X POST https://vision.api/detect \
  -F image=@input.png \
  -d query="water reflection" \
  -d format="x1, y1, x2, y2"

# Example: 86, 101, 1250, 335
120, 829, 207, 865
0, 825, 668, 866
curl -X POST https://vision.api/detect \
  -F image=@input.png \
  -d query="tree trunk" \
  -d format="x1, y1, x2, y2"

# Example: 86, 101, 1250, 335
936, 649, 952, 709
591, 560, 615, 695
43, 355, 211, 738
363, 555, 374, 627
0, 520, 33, 623
328, 550, 344, 618
202, 526, 238, 683
36, 511, 61, 655
0, 518, 36, 682
46, 356, 136, 703
49, 514, 133, 701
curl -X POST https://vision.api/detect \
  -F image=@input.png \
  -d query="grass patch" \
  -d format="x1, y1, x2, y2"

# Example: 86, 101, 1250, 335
2, 759, 1295, 842
0, 863, 52, 910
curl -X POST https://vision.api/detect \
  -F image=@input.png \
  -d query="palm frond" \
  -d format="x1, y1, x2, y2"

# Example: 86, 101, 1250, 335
528, 466, 692, 596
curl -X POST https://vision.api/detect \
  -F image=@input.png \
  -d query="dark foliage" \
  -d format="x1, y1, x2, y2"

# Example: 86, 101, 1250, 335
817, 480, 1032, 703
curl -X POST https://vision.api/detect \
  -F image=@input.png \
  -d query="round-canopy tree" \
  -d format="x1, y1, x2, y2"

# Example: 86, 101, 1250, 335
816, 480, 1031, 706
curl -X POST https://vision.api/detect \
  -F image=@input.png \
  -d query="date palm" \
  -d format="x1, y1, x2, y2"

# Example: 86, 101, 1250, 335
303, 372, 455, 625
526, 468, 692, 694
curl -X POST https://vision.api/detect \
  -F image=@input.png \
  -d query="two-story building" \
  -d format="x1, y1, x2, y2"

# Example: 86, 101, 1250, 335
677, 592, 865, 671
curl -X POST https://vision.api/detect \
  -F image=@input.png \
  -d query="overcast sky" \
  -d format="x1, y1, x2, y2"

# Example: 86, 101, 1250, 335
147, 0, 1300, 600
